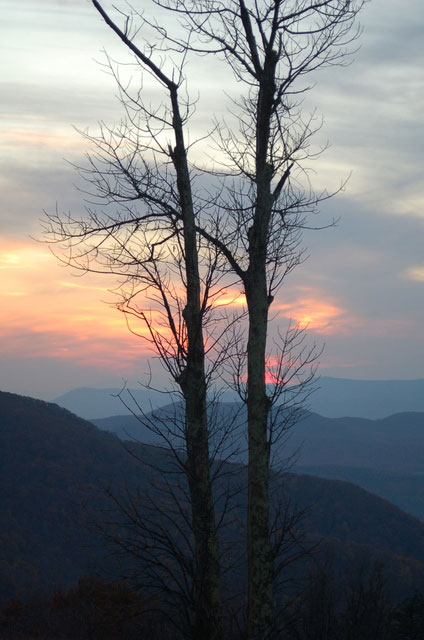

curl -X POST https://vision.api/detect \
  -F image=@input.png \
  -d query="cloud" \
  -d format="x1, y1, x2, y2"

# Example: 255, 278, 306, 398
302, 0, 424, 220
0, 238, 154, 369
215, 291, 247, 308
406, 266, 424, 283
0, 245, 51, 270
277, 295, 347, 335
1, 129, 85, 152
59, 281, 109, 292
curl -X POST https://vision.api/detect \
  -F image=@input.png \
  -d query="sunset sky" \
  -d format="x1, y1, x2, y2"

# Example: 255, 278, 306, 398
1, 0, 423, 400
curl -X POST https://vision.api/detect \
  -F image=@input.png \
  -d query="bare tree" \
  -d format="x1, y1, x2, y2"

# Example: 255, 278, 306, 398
44, 1, 226, 636
148, 1, 364, 637
97, 387, 247, 639
43, 1, 365, 638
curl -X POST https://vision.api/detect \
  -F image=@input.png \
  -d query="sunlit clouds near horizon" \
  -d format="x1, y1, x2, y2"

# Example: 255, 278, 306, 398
0, 240, 151, 368
0, 241, 356, 364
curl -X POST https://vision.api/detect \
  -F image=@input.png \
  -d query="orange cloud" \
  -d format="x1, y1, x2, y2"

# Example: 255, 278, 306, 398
212, 288, 347, 336
0, 129, 85, 151
0, 245, 51, 270
0, 238, 158, 369
3, 240, 407, 378
59, 281, 108, 292
215, 291, 247, 308
406, 266, 424, 282
277, 296, 346, 334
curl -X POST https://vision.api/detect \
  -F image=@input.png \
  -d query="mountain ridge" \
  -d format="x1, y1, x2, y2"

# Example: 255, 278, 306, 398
2, 389, 424, 604
91, 404, 424, 473
54, 377, 424, 420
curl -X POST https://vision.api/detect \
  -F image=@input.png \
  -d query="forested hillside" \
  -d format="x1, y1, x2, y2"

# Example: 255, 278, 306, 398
2, 390, 424, 610
92, 405, 424, 472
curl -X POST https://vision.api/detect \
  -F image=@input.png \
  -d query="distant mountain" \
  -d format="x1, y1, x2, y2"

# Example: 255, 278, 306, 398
293, 410, 424, 472
296, 465, 424, 521
2, 390, 424, 605
308, 377, 424, 419
93, 412, 170, 444
53, 386, 177, 419
92, 406, 424, 473
55, 377, 424, 421
93, 406, 424, 521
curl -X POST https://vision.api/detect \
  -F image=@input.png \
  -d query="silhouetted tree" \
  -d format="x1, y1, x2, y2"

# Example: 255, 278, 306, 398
43, 1, 365, 637
392, 591, 424, 640
342, 561, 392, 640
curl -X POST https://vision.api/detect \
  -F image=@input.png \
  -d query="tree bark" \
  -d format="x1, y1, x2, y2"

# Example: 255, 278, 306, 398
246, 275, 273, 640
171, 91, 222, 639
245, 49, 277, 640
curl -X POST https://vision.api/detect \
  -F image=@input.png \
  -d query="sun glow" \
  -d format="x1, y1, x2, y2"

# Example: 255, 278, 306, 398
0, 246, 51, 270
0, 238, 154, 369
278, 296, 346, 334
406, 266, 424, 282
0, 238, 380, 378
1, 129, 86, 152
215, 291, 247, 308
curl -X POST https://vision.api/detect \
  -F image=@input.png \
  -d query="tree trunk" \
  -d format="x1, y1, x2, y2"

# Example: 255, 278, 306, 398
171, 91, 222, 639
184, 374, 222, 639
246, 274, 273, 640
245, 51, 277, 639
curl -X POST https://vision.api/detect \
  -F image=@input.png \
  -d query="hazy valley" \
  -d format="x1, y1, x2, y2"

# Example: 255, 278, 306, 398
2, 384, 424, 638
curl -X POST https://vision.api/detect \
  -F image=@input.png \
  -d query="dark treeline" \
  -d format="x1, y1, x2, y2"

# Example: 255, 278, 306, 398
2, 570, 423, 640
